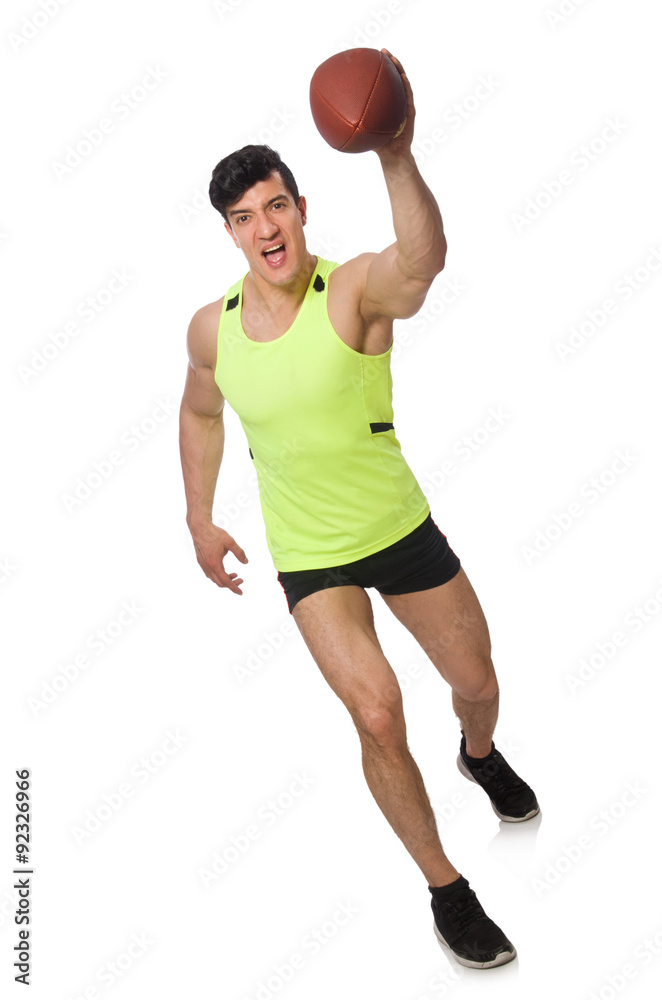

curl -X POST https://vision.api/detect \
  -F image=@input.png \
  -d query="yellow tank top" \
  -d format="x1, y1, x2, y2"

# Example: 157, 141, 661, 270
214, 256, 430, 571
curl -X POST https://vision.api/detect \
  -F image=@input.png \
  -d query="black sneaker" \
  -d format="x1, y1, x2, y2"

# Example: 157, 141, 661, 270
457, 733, 540, 822
429, 875, 516, 968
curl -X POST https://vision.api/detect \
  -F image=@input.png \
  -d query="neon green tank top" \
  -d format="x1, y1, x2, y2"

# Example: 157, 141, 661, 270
214, 256, 430, 571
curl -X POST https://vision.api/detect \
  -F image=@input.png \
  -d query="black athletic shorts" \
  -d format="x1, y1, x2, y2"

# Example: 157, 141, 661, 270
276, 512, 461, 614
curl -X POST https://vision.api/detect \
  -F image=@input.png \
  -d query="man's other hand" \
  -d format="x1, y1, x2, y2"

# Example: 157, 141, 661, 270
190, 522, 249, 594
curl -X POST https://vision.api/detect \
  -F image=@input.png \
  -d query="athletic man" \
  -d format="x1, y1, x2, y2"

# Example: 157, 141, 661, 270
179, 50, 539, 969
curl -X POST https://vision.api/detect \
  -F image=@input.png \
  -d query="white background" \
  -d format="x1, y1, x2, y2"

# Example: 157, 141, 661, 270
2, 0, 661, 997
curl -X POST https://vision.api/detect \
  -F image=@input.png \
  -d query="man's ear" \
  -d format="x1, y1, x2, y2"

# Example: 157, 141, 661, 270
224, 221, 240, 248
297, 196, 308, 227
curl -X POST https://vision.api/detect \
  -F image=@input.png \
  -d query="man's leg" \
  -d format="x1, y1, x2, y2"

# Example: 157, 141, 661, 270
378, 567, 498, 756
379, 566, 539, 823
292, 584, 459, 886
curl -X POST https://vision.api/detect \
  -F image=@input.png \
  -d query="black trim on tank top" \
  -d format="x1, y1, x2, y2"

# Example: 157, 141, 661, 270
313, 274, 325, 292
249, 447, 254, 459
226, 294, 239, 311
370, 422, 395, 433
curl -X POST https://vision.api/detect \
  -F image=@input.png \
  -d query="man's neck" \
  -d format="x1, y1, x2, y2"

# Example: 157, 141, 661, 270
245, 252, 318, 315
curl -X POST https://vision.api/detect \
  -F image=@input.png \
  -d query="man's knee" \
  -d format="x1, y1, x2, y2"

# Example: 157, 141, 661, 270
453, 662, 498, 703
353, 693, 406, 749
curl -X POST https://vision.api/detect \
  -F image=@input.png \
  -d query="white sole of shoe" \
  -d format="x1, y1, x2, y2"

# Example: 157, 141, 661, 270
432, 918, 517, 968
456, 754, 541, 822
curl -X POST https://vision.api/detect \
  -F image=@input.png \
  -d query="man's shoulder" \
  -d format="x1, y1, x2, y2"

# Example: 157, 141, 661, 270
328, 253, 385, 323
187, 296, 225, 369
328, 252, 377, 300
331, 252, 377, 282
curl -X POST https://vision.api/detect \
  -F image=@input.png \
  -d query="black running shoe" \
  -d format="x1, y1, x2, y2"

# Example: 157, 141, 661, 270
429, 875, 516, 969
457, 733, 540, 822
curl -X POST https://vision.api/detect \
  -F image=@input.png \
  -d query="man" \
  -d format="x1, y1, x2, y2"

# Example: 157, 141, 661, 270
179, 49, 539, 969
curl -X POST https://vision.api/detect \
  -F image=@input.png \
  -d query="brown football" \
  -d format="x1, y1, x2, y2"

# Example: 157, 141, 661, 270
310, 48, 407, 153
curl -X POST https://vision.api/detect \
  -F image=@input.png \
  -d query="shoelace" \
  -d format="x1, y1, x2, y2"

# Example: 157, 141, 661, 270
439, 887, 491, 939
472, 753, 526, 797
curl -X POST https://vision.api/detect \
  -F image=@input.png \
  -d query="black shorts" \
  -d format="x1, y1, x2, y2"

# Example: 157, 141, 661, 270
276, 513, 461, 614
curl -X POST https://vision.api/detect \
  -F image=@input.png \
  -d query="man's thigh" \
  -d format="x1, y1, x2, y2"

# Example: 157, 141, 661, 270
378, 568, 495, 697
291, 584, 403, 729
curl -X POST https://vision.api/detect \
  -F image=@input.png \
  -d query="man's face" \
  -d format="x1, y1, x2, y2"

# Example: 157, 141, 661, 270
224, 171, 308, 285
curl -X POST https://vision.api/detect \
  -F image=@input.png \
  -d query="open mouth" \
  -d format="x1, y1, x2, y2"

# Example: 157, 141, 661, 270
262, 242, 287, 267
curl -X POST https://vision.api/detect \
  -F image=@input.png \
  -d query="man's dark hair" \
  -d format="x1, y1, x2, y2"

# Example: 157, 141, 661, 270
209, 145, 300, 224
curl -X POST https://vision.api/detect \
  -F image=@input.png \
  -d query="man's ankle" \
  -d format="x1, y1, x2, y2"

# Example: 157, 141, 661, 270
426, 867, 461, 888
464, 740, 494, 760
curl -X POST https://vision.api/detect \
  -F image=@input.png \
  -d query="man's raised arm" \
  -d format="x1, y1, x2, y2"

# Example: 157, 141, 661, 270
179, 306, 248, 594
360, 49, 447, 322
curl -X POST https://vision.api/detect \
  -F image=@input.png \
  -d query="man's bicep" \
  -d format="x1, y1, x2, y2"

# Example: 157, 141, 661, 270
181, 360, 225, 418
181, 309, 225, 417
360, 245, 434, 321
